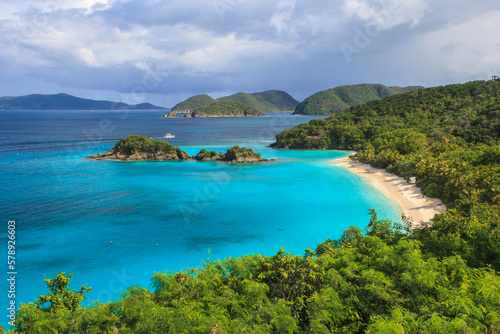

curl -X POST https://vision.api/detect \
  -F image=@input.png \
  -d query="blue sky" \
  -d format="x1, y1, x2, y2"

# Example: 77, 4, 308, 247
0, 0, 499, 107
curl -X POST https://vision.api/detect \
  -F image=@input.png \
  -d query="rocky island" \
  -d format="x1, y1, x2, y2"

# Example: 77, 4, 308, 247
85, 135, 190, 161
194, 146, 270, 163
86, 136, 271, 164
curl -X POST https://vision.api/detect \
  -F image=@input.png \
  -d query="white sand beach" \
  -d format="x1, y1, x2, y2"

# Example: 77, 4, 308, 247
332, 157, 447, 225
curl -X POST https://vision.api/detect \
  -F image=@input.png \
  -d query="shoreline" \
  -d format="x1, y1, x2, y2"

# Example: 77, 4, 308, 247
332, 157, 446, 225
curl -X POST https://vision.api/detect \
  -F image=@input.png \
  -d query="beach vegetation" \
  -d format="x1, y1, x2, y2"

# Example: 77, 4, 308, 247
273, 80, 500, 271
9, 214, 500, 333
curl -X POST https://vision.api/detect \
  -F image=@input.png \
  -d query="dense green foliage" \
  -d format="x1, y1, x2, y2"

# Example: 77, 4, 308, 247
171, 90, 299, 113
171, 94, 215, 112
9, 213, 500, 333
197, 148, 219, 158
192, 101, 266, 117
275, 80, 500, 270
114, 135, 186, 156
217, 90, 300, 112
223, 145, 263, 161
293, 84, 423, 115
0, 93, 165, 110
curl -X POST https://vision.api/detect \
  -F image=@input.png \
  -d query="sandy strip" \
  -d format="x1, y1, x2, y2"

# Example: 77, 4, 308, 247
332, 157, 446, 225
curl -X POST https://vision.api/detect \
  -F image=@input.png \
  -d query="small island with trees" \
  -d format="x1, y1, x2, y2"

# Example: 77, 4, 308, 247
194, 146, 269, 163
85, 135, 271, 164
164, 101, 266, 118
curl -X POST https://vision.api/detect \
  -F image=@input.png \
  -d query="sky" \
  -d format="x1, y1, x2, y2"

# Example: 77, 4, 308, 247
0, 0, 499, 107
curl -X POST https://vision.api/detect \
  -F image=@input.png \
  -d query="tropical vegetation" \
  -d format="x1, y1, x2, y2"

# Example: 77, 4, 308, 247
192, 101, 265, 117
171, 90, 299, 113
171, 94, 215, 112
218, 90, 299, 112
114, 135, 186, 156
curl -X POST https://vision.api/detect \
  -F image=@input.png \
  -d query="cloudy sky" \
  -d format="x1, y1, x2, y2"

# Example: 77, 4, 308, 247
1, 0, 499, 107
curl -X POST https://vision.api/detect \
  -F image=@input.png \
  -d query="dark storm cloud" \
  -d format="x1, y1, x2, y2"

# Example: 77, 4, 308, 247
0, 0, 499, 106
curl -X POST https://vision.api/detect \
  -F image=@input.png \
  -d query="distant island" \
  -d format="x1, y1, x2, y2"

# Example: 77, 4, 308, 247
86, 135, 270, 163
164, 101, 266, 118
292, 84, 423, 115
167, 89, 299, 115
0, 93, 166, 110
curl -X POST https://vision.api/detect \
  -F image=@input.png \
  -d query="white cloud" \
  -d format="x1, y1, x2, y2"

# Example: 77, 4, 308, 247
0, 0, 499, 100
343, 0, 430, 30
269, 0, 297, 38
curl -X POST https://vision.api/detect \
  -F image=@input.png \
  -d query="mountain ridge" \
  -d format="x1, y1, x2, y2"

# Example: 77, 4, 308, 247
0, 93, 166, 110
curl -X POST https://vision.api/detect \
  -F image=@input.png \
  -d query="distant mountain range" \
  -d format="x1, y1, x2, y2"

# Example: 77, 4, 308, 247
171, 90, 300, 113
0, 93, 166, 110
293, 84, 424, 115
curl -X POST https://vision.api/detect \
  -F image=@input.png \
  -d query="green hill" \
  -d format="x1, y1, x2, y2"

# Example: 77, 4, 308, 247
170, 90, 299, 113
0, 93, 165, 110
170, 94, 215, 112
293, 84, 423, 115
191, 101, 266, 117
217, 90, 299, 112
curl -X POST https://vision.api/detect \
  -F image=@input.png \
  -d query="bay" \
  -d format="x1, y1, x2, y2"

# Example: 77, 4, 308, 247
0, 110, 401, 327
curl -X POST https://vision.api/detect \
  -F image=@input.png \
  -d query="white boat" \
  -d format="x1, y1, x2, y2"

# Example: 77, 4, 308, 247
163, 133, 175, 138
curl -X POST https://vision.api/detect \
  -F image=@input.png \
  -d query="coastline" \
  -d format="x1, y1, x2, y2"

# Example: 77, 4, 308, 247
332, 157, 446, 225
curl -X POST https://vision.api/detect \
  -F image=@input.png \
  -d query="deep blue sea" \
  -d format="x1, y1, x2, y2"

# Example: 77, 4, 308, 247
0, 110, 401, 328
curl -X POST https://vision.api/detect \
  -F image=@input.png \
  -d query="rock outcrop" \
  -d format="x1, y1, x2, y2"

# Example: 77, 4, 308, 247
193, 146, 270, 164
193, 149, 222, 161
163, 111, 178, 118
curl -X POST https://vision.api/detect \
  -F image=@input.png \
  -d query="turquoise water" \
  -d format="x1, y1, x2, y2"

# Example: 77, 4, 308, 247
0, 111, 401, 327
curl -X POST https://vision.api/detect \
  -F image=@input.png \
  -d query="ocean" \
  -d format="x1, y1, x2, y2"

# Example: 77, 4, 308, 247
0, 110, 401, 328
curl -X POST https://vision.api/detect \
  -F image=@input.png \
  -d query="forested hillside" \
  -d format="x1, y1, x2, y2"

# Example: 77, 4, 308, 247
8, 81, 500, 333
191, 101, 265, 117
170, 94, 215, 112
293, 84, 423, 115
217, 90, 299, 112
170, 90, 299, 113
